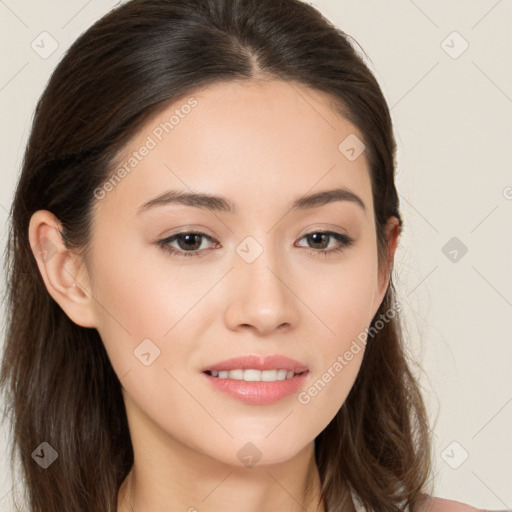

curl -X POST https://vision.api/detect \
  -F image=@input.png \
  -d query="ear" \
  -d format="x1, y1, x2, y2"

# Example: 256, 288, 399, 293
28, 210, 99, 328
370, 216, 401, 320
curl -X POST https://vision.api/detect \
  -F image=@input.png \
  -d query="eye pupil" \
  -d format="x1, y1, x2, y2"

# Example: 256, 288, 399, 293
308, 233, 328, 249
178, 234, 202, 250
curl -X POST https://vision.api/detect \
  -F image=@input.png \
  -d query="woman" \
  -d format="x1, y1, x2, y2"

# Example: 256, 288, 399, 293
0, 0, 489, 510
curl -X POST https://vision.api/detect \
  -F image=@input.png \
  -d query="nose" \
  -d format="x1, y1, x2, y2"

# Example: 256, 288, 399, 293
223, 246, 300, 336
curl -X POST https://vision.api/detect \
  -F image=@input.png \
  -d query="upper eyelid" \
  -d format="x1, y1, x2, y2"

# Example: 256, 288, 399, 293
162, 222, 351, 240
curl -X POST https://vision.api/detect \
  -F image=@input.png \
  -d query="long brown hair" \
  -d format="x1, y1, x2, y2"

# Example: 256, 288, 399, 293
0, 0, 433, 510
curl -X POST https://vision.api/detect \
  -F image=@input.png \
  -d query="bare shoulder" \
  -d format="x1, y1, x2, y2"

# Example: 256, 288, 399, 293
414, 495, 487, 512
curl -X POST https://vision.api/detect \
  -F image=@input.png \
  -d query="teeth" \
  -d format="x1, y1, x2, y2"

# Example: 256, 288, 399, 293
209, 368, 299, 382
227, 369, 244, 380
277, 369, 289, 380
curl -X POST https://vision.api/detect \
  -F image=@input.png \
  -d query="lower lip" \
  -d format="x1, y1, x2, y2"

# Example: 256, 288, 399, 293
202, 371, 309, 405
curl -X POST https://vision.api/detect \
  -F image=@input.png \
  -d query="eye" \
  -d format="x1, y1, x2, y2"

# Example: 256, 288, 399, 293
295, 231, 354, 257
157, 230, 354, 258
157, 231, 218, 258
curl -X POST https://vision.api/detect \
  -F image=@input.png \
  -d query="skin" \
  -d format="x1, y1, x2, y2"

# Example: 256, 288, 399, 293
29, 78, 403, 511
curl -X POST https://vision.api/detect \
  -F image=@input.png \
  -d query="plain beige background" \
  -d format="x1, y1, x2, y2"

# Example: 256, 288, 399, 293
0, 0, 511, 510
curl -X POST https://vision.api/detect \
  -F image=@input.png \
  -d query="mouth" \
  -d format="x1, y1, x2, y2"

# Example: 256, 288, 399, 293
203, 368, 308, 382
200, 354, 310, 405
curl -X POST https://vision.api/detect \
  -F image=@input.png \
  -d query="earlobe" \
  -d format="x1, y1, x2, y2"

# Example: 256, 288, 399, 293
28, 210, 98, 329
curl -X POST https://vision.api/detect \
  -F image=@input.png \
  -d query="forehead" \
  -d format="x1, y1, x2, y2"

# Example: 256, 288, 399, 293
94, 79, 373, 221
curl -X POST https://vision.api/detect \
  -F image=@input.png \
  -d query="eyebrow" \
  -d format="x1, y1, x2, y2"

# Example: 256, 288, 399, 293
137, 187, 366, 215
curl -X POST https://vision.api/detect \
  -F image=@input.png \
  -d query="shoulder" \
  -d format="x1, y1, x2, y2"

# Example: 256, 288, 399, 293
414, 495, 482, 512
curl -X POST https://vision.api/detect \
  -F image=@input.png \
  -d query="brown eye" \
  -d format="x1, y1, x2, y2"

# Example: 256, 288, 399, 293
296, 231, 354, 257
158, 232, 217, 258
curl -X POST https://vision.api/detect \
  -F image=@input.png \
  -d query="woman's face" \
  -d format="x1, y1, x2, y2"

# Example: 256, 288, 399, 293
81, 79, 398, 466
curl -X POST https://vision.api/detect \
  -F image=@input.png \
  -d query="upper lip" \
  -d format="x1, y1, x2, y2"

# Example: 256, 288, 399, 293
201, 354, 309, 373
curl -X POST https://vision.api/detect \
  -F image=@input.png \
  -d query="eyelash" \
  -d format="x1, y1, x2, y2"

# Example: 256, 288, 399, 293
157, 230, 354, 259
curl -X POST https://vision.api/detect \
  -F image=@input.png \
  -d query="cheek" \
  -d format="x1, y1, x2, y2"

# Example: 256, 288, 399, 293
296, 292, 370, 434
88, 237, 207, 375
293, 252, 377, 421
89, 249, 214, 450
302, 248, 379, 345
298, 347, 364, 434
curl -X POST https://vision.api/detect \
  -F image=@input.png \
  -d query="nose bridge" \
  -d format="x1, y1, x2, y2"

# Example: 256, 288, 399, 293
224, 232, 298, 333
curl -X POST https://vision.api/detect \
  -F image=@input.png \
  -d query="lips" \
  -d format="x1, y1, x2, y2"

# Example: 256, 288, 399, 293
200, 354, 309, 374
